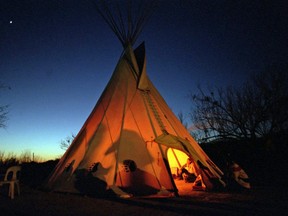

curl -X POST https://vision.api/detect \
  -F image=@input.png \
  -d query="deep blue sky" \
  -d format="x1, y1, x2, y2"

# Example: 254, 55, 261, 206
1, 0, 287, 160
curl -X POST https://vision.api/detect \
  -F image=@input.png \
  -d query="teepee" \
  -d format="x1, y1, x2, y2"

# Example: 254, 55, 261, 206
46, 1, 225, 197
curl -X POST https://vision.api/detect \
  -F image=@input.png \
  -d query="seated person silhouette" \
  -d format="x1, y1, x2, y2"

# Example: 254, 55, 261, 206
178, 158, 197, 183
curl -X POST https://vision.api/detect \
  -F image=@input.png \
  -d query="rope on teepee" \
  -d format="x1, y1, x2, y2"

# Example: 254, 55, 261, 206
142, 91, 167, 133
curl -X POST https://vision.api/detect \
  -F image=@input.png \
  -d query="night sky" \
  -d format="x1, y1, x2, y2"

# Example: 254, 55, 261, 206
1, 0, 287, 160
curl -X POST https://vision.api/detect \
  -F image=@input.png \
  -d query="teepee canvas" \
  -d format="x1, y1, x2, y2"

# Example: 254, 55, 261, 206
46, 1, 225, 197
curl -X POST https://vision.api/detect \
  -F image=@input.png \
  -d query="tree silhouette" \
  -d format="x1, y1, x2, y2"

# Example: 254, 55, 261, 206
190, 66, 288, 143
0, 83, 10, 129
60, 134, 76, 150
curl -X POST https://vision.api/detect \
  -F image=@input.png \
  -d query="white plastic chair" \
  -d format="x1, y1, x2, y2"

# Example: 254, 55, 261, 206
0, 166, 21, 199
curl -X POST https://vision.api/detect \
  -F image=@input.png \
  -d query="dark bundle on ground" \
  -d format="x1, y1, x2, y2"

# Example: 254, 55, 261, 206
20, 159, 59, 188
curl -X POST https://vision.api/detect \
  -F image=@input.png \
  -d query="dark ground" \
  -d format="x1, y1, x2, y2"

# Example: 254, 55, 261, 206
0, 183, 287, 216
1, 141, 288, 215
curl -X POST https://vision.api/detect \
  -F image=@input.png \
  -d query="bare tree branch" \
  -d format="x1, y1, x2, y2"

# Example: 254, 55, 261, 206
0, 83, 10, 129
190, 66, 288, 142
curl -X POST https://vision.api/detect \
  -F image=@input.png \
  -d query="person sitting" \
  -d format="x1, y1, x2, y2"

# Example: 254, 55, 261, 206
228, 160, 251, 190
178, 158, 197, 183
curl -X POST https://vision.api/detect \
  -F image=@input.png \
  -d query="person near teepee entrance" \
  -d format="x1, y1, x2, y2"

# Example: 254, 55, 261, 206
178, 157, 198, 183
